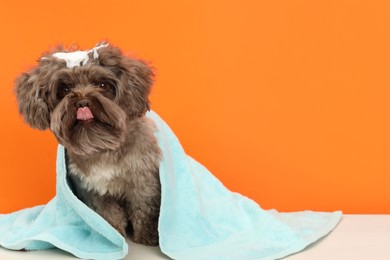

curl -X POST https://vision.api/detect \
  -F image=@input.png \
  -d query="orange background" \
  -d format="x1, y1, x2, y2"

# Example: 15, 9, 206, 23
0, 0, 389, 214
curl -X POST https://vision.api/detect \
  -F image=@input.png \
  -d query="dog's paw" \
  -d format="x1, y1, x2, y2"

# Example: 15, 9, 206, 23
131, 220, 159, 246
132, 231, 159, 246
112, 224, 127, 237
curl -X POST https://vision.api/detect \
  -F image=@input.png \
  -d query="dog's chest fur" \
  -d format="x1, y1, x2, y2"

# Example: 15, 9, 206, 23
66, 118, 161, 197
68, 158, 126, 196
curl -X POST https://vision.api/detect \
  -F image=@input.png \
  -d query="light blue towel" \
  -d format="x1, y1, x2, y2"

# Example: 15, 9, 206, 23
0, 111, 342, 259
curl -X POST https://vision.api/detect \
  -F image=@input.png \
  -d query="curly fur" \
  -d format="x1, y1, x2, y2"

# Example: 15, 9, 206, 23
15, 43, 161, 246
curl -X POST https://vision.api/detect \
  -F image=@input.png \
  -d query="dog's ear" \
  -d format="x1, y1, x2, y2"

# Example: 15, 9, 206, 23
15, 66, 51, 130
98, 45, 155, 117
121, 57, 155, 115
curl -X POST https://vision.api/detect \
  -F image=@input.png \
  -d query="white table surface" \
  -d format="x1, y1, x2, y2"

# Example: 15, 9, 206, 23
0, 215, 389, 259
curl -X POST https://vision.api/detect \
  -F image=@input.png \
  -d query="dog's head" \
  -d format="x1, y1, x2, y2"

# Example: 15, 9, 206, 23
15, 43, 154, 156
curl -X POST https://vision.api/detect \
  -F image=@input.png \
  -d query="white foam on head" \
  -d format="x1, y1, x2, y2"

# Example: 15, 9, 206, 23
51, 43, 109, 69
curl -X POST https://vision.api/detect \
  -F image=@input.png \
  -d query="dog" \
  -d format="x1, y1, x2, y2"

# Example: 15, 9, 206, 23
15, 43, 161, 246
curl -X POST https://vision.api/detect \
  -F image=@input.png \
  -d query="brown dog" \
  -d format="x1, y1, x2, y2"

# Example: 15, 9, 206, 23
15, 43, 161, 246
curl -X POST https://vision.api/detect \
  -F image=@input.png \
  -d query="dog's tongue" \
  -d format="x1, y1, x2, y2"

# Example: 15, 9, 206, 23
76, 107, 94, 121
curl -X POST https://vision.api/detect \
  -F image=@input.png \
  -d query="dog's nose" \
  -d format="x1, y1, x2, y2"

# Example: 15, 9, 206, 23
76, 99, 91, 108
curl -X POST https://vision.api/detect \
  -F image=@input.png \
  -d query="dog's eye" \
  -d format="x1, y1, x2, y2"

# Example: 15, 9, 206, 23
57, 83, 71, 99
98, 82, 114, 90
99, 82, 108, 89
97, 81, 116, 97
